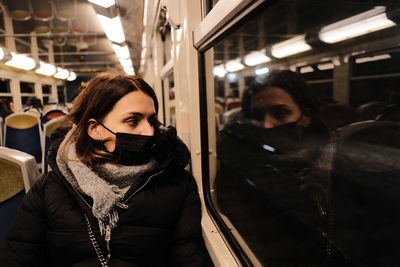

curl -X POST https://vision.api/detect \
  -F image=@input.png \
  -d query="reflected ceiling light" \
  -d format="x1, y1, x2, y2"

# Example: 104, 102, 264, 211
244, 50, 271, 66
35, 62, 57, 76
319, 6, 396, 44
112, 44, 130, 59
67, 72, 77, 81
53, 67, 70, 80
5, 53, 36, 70
317, 62, 334, 70
213, 64, 227, 77
96, 15, 125, 43
300, 66, 314, 73
88, 0, 116, 8
271, 35, 311, 58
255, 67, 269, 75
355, 53, 391, 64
225, 59, 245, 72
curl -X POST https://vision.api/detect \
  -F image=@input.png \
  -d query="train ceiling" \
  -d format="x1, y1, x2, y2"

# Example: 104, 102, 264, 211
0, 0, 143, 77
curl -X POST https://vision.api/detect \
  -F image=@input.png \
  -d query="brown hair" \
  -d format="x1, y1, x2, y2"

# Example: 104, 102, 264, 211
66, 72, 160, 164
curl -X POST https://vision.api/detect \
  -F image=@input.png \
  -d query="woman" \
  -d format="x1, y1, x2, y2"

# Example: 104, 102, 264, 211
1, 73, 210, 266
216, 70, 336, 266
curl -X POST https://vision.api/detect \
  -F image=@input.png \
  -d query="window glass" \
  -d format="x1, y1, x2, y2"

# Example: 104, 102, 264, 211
204, 0, 220, 15
0, 79, 10, 93
20, 82, 34, 93
204, 1, 400, 266
42, 84, 51, 94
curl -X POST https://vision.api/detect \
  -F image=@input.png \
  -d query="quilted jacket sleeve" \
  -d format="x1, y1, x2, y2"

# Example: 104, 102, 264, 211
0, 175, 47, 267
171, 171, 212, 267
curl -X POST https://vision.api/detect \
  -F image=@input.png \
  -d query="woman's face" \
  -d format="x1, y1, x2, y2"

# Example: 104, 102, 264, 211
88, 90, 157, 151
250, 86, 309, 128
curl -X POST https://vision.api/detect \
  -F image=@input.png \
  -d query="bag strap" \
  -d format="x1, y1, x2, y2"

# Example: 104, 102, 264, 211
84, 213, 110, 267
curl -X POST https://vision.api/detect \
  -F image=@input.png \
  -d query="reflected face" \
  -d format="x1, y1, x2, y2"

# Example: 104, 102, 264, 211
250, 86, 303, 128
89, 90, 157, 151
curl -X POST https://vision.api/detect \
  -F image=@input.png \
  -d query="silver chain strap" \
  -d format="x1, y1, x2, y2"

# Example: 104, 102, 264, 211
84, 213, 110, 267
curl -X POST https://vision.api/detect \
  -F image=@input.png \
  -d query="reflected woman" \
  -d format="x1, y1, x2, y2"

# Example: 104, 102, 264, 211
216, 70, 335, 266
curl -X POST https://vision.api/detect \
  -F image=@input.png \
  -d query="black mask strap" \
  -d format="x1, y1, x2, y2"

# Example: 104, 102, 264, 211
97, 121, 116, 135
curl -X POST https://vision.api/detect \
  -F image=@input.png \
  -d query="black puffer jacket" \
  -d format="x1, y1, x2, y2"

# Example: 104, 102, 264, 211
0, 127, 210, 267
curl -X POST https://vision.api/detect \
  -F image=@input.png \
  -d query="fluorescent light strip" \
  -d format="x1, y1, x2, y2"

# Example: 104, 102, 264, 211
35, 62, 57, 76
112, 44, 130, 59
255, 67, 269, 75
271, 35, 311, 58
88, 0, 116, 8
213, 64, 227, 77
67, 72, 77, 81
319, 6, 396, 44
0, 48, 5, 61
244, 50, 271, 66
317, 62, 334, 70
119, 58, 133, 68
123, 66, 135, 75
355, 54, 391, 64
5, 53, 36, 70
54, 67, 70, 80
300, 66, 314, 73
225, 59, 245, 72
96, 15, 126, 44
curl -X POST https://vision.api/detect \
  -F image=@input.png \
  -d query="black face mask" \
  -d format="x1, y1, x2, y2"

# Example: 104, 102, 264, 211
98, 122, 155, 165
259, 121, 304, 154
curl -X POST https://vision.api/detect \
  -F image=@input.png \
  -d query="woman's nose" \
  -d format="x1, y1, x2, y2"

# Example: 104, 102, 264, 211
140, 120, 154, 136
263, 114, 278, 128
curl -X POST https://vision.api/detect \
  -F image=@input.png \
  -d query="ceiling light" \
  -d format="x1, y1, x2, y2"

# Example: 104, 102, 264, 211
5, 53, 36, 70
0, 48, 6, 61
96, 14, 125, 43
53, 67, 70, 80
123, 66, 135, 75
119, 58, 132, 68
88, 0, 116, 8
300, 66, 314, 73
35, 62, 57, 76
225, 59, 244, 72
112, 44, 130, 59
213, 64, 227, 77
67, 72, 77, 81
355, 53, 391, 64
319, 6, 396, 44
317, 62, 334, 70
271, 35, 312, 58
255, 67, 269, 75
244, 50, 271, 66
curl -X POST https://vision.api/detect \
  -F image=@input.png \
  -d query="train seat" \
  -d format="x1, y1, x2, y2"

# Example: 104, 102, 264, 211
41, 109, 66, 125
0, 147, 40, 246
4, 113, 42, 164
41, 116, 65, 173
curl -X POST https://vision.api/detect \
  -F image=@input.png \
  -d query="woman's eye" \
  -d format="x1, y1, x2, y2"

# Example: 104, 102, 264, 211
271, 108, 291, 120
127, 118, 139, 126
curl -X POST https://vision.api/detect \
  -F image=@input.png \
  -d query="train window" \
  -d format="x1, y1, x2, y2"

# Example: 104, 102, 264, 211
162, 73, 176, 127
42, 84, 51, 94
0, 79, 10, 93
20, 82, 34, 94
204, 0, 220, 15
202, 0, 400, 266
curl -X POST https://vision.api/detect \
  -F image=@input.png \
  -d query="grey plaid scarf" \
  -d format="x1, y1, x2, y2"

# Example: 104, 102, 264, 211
56, 127, 158, 235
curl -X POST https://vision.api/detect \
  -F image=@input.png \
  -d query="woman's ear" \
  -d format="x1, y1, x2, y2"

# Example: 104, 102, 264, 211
87, 119, 101, 140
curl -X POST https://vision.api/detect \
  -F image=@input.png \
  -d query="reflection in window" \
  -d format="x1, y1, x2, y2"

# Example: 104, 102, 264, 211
204, 1, 400, 266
